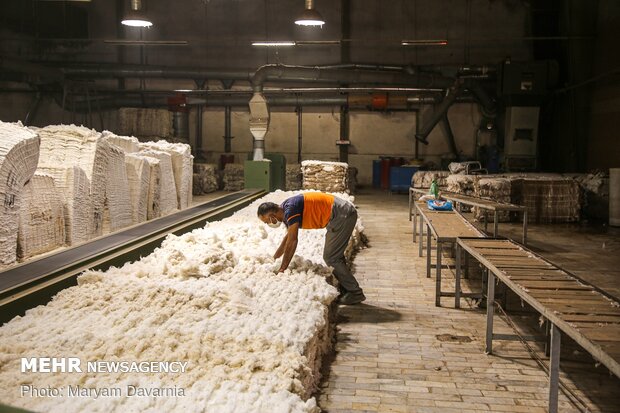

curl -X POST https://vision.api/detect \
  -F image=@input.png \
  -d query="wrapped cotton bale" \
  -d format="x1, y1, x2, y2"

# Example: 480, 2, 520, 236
447, 174, 477, 195
411, 170, 449, 188
301, 160, 348, 193
140, 141, 193, 209
125, 153, 152, 224
285, 164, 302, 191
101, 142, 132, 234
0, 121, 40, 267
139, 149, 177, 216
193, 163, 218, 195
512, 176, 581, 223
223, 163, 245, 191
475, 177, 513, 222
117, 107, 173, 138
17, 174, 65, 259
37, 166, 92, 245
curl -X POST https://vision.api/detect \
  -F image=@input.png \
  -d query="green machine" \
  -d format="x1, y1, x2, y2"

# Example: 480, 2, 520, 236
244, 153, 286, 192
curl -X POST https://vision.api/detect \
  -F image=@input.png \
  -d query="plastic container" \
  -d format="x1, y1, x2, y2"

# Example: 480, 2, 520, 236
380, 158, 391, 189
389, 165, 418, 192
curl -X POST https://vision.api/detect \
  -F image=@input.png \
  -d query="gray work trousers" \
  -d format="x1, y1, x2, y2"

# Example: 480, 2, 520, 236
323, 197, 362, 294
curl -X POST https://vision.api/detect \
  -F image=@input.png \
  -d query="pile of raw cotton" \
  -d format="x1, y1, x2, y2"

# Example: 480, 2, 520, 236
17, 174, 65, 259
0, 191, 364, 413
302, 160, 348, 193
286, 164, 303, 191
223, 163, 244, 191
0, 121, 40, 268
193, 163, 219, 195
410, 170, 449, 188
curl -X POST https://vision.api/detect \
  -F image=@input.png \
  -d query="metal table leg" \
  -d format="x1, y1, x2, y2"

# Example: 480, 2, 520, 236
408, 190, 413, 221
426, 226, 431, 278
493, 211, 499, 237
418, 212, 424, 257
435, 241, 442, 306
464, 253, 470, 279
523, 210, 528, 245
455, 243, 461, 308
485, 270, 495, 354
548, 324, 561, 413
484, 211, 489, 233
412, 206, 417, 243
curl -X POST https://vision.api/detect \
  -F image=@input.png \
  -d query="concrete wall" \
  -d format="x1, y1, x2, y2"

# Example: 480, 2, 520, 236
198, 104, 480, 185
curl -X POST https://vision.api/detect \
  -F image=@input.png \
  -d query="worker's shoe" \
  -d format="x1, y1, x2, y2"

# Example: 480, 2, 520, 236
338, 291, 366, 305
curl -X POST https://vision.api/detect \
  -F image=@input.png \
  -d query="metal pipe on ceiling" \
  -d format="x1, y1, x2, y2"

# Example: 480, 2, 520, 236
251, 64, 455, 93
56, 93, 451, 112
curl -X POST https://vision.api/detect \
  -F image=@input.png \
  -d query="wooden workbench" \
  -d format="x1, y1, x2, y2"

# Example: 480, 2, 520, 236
456, 237, 620, 413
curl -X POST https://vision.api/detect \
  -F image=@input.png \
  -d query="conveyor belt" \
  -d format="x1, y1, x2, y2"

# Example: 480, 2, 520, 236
0, 189, 265, 323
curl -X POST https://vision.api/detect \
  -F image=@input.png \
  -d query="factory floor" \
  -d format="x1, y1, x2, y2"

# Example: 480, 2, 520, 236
318, 189, 620, 413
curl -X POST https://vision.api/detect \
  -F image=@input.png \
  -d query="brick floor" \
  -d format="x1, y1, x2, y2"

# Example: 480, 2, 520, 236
317, 190, 620, 413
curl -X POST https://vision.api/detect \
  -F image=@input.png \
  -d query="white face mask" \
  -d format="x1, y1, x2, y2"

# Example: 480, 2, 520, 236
267, 215, 282, 228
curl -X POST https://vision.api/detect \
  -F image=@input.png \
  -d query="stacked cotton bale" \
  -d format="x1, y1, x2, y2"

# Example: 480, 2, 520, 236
446, 174, 477, 196
17, 174, 65, 259
101, 142, 133, 234
138, 148, 178, 216
140, 141, 193, 209
37, 125, 108, 237
446, 174, 479, 212
124, 153, 154, 224
512, 176, 581, 223
101, 130, 140, 153
117, 107, 173, 138
144, 156, 162, 220
475, 177, 513, 222
410, 170, 449, 188
193, 163, 218, 195
301, 160, 348, 193
223, 163, 245, 191
285, 164, 303, 191
37, 166, 92, 245
0, 121, 40, 267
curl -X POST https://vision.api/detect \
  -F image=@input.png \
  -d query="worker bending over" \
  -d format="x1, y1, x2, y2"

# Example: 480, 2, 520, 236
257, 192, 365, 305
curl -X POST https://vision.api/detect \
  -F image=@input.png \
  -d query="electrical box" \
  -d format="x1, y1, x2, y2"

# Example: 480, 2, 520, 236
244, 153, 286, 192
504, 106, 540, 171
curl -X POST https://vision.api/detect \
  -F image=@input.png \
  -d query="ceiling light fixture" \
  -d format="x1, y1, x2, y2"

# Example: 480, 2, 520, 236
121, 0, 153, 28
252, 41, 296, 47
401, 39, 448, 46
295, 0, 325, 27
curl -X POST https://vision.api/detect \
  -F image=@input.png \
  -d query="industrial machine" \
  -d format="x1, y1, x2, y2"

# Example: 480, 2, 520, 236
497, 60, 558, 171
244, 153, 286, 192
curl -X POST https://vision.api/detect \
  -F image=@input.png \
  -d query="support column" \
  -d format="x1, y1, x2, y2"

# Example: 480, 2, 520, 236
485, 270, 495, 354
548, 324, 561, 413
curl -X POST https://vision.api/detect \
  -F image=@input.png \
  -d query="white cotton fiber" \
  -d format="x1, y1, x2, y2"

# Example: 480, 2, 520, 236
0, 121, 40, 267
0, 190, 363, 413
